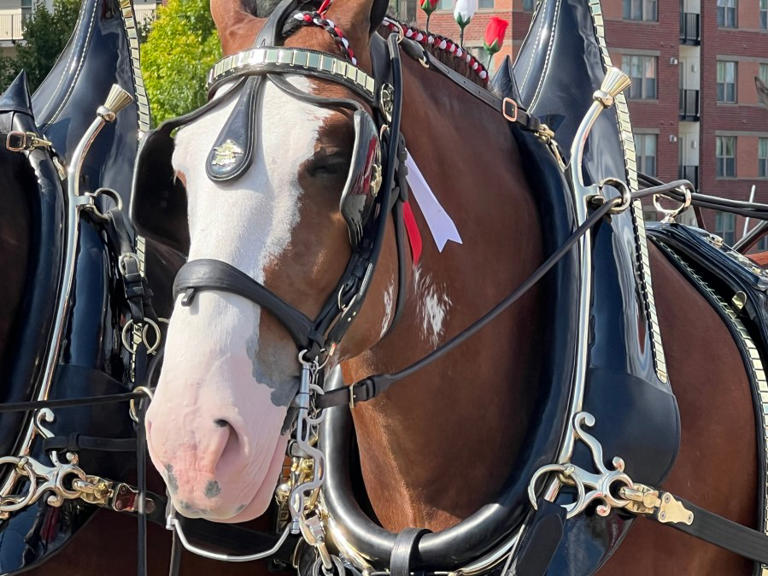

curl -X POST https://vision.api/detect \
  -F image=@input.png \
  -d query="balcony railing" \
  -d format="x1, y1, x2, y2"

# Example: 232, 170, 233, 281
0, 13, 23, 42
679, 89, 700, 121
680, 12, 701, 45
680, 165, 699, 190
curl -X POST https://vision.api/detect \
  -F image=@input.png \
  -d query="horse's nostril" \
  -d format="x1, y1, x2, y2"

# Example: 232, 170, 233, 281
214, 418, 228, 428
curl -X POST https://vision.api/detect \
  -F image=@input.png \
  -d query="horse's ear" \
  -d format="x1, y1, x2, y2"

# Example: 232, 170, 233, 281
211, 0, 263, 55
369, 0, 389, 32
326, 0, 389, 67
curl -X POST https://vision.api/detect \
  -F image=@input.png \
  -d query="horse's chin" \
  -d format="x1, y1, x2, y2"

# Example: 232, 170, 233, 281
171, 434, 288, 524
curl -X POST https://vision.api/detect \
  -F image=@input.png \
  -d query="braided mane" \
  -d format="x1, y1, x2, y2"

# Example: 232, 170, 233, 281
238, 1, 489, 86
381, 18, 489, 87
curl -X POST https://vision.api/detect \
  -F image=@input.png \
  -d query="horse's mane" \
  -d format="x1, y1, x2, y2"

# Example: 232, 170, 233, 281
381, 18, 489, 87
238, 1, 488, 87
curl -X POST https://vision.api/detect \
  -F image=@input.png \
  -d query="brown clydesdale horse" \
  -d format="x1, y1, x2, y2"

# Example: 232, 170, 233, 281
14, 0, 759, 575
135, 0, 759, 574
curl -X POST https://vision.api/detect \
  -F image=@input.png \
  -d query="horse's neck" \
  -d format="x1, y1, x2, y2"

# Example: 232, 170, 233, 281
344, 56, 545, 532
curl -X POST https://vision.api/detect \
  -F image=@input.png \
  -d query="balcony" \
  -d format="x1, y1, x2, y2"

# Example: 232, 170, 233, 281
679, 89, 700, 121
680, 165, 699, 190
0, 13, 23, 42
680, 12, 701, 45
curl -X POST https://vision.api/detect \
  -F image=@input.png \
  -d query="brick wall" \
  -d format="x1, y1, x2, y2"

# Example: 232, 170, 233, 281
603, 0, 680, 183
700, 0, 768, 230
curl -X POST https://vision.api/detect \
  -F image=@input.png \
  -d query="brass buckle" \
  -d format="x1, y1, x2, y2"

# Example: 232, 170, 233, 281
108, 482, 157, 515
619, 484, 694, 525
6, 130, 52, 152
502, 97, 519, 123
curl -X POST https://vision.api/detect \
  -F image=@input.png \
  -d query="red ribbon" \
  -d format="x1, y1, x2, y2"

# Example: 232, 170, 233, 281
402, 201, 422, 265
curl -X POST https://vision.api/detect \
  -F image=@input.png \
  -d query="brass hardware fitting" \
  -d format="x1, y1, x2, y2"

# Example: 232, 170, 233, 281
732, 291, 747, 310
6, 131, 53, 152
619, 484, 694, 525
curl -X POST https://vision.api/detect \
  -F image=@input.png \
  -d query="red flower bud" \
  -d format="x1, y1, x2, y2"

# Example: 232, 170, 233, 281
483, 16, 509, 55
420, 0, 438, 16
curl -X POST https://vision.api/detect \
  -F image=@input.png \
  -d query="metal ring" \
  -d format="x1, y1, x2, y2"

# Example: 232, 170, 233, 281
118, 252, 140, 276
598, 177, 632, 214
121, 320, 137, 353
83, 187, 123, 220
121, 318, 162, 355
387, 19, 405, 44
298, 349, 328, 371
142, 319, 162, 355
129, 386, 155, 423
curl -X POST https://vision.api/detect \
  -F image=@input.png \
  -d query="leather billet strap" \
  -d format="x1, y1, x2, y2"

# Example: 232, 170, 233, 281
397, 38, 545, 135
622, 487, 768, 566
390, 528, 431, 576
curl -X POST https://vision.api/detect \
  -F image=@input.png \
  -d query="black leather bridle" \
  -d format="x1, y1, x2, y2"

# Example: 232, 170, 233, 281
167, 1, 407, 365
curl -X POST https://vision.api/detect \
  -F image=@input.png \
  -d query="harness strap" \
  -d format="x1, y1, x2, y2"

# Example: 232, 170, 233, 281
668, 497, 768, 564
398, 38, 543, 134
0, 364, 147, 413
317, 197, 618, 409
43, 434, 136, 453
390, 528, 430, 576
512, 500, 566, 576
173, 259, 316, 350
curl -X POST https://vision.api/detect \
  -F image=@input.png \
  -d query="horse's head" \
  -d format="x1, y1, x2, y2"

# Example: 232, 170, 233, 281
143, 0, 394, 522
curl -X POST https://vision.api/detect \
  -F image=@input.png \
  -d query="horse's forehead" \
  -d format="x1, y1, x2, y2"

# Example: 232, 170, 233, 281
170, 77, 332, 273
172, 78, 327, 181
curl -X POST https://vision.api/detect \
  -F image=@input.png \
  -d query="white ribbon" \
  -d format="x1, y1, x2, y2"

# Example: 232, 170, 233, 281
405, 153, 463, 252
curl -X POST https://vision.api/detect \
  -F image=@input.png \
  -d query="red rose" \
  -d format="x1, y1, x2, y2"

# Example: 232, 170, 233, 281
483, 16, 509, 55
420, 0, 438, 16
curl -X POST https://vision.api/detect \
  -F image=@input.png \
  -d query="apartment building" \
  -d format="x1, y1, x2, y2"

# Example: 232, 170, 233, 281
0, 0, 158, 55
418, 0, 768, 246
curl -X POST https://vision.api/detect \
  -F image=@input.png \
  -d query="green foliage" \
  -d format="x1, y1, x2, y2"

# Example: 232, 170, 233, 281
0, 0, 80, 91
141, 0, 221, 124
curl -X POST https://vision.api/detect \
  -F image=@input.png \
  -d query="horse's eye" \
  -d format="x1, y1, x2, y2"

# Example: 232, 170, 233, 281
306, 149, 350, 178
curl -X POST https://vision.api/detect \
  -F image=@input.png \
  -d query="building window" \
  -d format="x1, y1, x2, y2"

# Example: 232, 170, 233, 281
20, 0, 31, 21
522, 0, 535, 11
761, 63, 768, 85
634, 133, 657, 176
623, 0, 657, 21
717, 0, 737, 27
715, 212, 736, 245
762, 0, 768, 29
716, 61, 737, 103
621, 55, 657, 99
760, 139, 768, 177
716, 136, 736, 177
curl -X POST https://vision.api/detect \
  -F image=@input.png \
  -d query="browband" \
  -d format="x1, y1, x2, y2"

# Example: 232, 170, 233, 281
207, 47, 378, 103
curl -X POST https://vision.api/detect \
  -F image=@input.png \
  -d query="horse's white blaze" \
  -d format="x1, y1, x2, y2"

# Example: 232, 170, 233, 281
414, 266, 451, 346
145, 78, 331, 522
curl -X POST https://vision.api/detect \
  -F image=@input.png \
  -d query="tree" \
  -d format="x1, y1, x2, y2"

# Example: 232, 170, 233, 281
140, 0, 221, 124
0, 0, 80, 91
